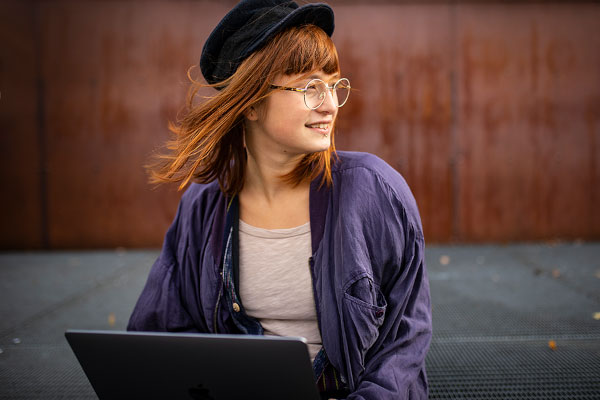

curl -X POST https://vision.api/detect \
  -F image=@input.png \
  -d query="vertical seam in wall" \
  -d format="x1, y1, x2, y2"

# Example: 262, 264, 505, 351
450, 1, 460, 242
33, 2, 49, 249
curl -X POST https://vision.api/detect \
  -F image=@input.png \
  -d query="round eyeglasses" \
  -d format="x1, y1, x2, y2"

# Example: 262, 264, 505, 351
270, 78, 351, 110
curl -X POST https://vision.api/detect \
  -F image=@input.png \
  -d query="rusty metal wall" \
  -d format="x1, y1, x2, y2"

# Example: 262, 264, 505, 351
0, 2, 43, 249
1, 1, 599, 248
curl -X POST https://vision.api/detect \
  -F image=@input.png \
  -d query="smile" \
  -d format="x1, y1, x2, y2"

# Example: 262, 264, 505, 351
306, 122, 331, 134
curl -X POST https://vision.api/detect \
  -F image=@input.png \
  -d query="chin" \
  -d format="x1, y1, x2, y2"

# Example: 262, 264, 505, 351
310, 139, 331, 153
287, 137, 331, 156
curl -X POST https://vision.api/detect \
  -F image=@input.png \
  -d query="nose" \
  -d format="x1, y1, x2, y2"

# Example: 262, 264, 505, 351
316, 88, 337, 114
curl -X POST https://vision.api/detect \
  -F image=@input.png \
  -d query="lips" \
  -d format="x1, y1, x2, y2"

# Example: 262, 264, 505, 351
305, 121, 333, 136
306, 123, 330, 129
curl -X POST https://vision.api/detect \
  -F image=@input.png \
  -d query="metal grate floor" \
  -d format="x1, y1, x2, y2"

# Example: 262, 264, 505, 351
427, 340, 600, 399
425, 244, 600, 400
1, 244, 599, 399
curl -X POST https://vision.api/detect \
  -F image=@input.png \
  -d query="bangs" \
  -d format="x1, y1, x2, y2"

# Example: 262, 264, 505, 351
270, 25, 340, 77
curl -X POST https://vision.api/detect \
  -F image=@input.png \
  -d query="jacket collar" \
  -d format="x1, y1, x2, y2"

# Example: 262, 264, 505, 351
210, 193, 231, 269
309, 178, 330, 255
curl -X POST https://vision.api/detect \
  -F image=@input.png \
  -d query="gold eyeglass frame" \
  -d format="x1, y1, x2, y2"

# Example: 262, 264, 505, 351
270, 78, 351, 110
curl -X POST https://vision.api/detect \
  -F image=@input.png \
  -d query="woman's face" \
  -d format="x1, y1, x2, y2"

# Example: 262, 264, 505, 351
245, 70, 339, 159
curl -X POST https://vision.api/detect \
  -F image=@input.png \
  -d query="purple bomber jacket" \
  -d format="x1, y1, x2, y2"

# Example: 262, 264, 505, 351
127, 151, 432, 399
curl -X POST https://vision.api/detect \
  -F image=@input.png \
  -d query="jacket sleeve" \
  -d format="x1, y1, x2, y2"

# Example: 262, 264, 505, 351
347, 228, 431, 399
127, 202, 200, 333
343, 172, 432, 399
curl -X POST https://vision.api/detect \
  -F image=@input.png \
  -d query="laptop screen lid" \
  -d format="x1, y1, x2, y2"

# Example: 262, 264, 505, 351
65, 330, 321, 400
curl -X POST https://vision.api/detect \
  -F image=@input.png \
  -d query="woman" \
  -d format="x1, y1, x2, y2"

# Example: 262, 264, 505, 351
128, 0, 432, 398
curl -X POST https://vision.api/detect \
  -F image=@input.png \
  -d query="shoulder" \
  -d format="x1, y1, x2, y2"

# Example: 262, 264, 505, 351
330, 151, 423, 235
332, 151, 414, 205
332, 151, 390, 173
332, 151, 404, 187
159, 180, 225, 264
180, 180, 223, 207
173, 180, 225, 235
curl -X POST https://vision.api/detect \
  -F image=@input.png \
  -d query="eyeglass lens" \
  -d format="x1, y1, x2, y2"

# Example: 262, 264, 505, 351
305, 79, 350, 109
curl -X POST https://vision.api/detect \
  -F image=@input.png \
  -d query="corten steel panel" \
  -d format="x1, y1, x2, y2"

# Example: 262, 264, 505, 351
0, 2, 43, 248
38, 1, 455, 247
456, 3, 600, 242
334, 5, 455, 242
39, 2, 231, 248
5, 1, 600, 248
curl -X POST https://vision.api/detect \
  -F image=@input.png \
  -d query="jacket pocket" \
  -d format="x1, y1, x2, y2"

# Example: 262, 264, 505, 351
342, 275, 387, 377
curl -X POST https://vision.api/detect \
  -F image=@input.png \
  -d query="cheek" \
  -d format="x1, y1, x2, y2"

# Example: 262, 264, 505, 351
268, 104, 308, 130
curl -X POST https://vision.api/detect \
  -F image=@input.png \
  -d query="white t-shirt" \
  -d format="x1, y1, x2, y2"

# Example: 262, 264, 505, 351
238, 219, 322, 362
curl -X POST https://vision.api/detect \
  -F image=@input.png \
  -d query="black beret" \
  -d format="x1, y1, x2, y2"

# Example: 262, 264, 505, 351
200, 0, 334, 86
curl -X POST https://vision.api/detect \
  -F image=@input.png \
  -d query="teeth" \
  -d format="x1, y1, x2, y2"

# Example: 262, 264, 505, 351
309, 123, 329, 129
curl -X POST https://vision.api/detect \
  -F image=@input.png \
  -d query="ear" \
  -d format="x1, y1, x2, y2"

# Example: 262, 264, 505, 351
243, 105, 259, 121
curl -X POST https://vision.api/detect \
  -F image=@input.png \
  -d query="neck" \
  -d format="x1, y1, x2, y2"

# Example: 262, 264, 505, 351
243, 145, 307, 203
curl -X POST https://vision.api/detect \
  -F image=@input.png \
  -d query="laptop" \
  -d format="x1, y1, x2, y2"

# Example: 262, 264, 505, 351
65, 330, 322, 400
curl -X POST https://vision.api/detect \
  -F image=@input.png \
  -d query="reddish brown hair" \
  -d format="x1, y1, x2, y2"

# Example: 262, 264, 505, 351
148, 24, 340, 194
